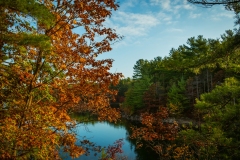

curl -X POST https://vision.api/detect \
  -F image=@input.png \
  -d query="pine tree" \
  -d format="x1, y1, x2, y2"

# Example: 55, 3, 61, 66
167, 77, 189, 116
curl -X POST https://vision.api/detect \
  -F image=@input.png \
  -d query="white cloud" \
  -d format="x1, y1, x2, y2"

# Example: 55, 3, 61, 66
182, 0, 193, 10
150, 0, 194, 12
161, 0, 171, 10
105, 11, 160, 37
189, 12, 201, 19
117, 26, 146, 36
211, 12, 235, 21
140, 0, 148, 7
150, 0, 172, 11
219, 12, 235, 18
166, 28, 183, 32
174, 0, 195, 12
156, 12, 175, 24
150, 0, 161, 6
118, 0, 137, 10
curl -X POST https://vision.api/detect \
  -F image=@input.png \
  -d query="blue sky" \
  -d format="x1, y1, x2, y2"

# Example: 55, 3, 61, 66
97, 0, 236, 78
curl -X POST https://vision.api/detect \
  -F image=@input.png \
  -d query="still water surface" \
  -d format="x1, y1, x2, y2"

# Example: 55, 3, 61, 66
60, 121, 136, 160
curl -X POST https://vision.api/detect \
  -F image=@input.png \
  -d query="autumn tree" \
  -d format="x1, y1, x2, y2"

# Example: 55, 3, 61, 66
131, 109, 178, 159
0, 0, 122, 159
143, 82, 163, 112
99, 139, 126, 160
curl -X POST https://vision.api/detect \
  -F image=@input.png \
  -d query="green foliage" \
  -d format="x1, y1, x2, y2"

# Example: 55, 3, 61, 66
126, 26, 240, 158
196, 77, 240, 137
111, 78, 132, 100
0, 0, 55, 28
123, 76, 151, 113
132, 59, 150, 80
167, 77, 189, 115
100, 148, 108, 160
176, 77, 240, 159
123, 29, 240, 116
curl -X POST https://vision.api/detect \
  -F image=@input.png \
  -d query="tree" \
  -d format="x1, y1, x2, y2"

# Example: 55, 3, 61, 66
0, 0, 122, 159
177, 77, 240, 159
121, 59, 153, 114
167, 77, 190, 116
127, 27, 240, 158
123, 76, 151, 113
110, 78, 132, 104
187, 0, 240, 6
99, 139, 125, 160
132, 59, 150, 80
143, 82, 163, 112
131, 109, 178, 159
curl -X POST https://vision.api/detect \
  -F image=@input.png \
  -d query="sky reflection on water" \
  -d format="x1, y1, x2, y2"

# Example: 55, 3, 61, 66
60, 121, 136, 160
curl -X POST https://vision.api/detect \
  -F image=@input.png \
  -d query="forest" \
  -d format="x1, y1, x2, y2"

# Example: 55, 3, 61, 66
112, 3, 240, 159
114, 29, 240, 159
1, 0, 240, 160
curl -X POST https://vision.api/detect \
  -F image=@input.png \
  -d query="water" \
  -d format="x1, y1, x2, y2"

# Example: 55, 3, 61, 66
60, 121, 137, 160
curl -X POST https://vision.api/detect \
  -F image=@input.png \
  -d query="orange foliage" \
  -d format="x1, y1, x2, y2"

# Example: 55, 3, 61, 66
131, 108, 178, 158
0, 0, 122, 159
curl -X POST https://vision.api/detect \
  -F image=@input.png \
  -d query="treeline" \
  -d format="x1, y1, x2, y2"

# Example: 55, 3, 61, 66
114, 30, 240, 116
114, 30, 240, 159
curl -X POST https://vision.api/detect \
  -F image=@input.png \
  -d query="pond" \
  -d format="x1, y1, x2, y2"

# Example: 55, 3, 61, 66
60, 121, 135, 159
59, 118, 158, 160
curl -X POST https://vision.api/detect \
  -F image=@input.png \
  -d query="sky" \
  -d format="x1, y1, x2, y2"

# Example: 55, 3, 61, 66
97, 0, 236, 78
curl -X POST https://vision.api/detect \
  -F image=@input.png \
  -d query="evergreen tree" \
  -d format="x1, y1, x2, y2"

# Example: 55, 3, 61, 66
132, 59, 150, 80
167, 77, 190, 116
123, 76, 151, 113
178, 77, 240, 159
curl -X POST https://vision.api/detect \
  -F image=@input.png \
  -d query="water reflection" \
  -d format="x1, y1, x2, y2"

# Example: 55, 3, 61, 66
60, 113, 159, 160
60, 120, 136, 160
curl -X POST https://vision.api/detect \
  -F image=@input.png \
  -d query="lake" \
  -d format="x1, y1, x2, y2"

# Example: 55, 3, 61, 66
60, 114, 159, 160
59, 119, 158, 160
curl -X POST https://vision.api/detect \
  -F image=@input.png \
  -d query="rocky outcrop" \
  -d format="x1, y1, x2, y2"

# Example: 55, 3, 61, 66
121, 112, 199, 126
121, 112, 141, 121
